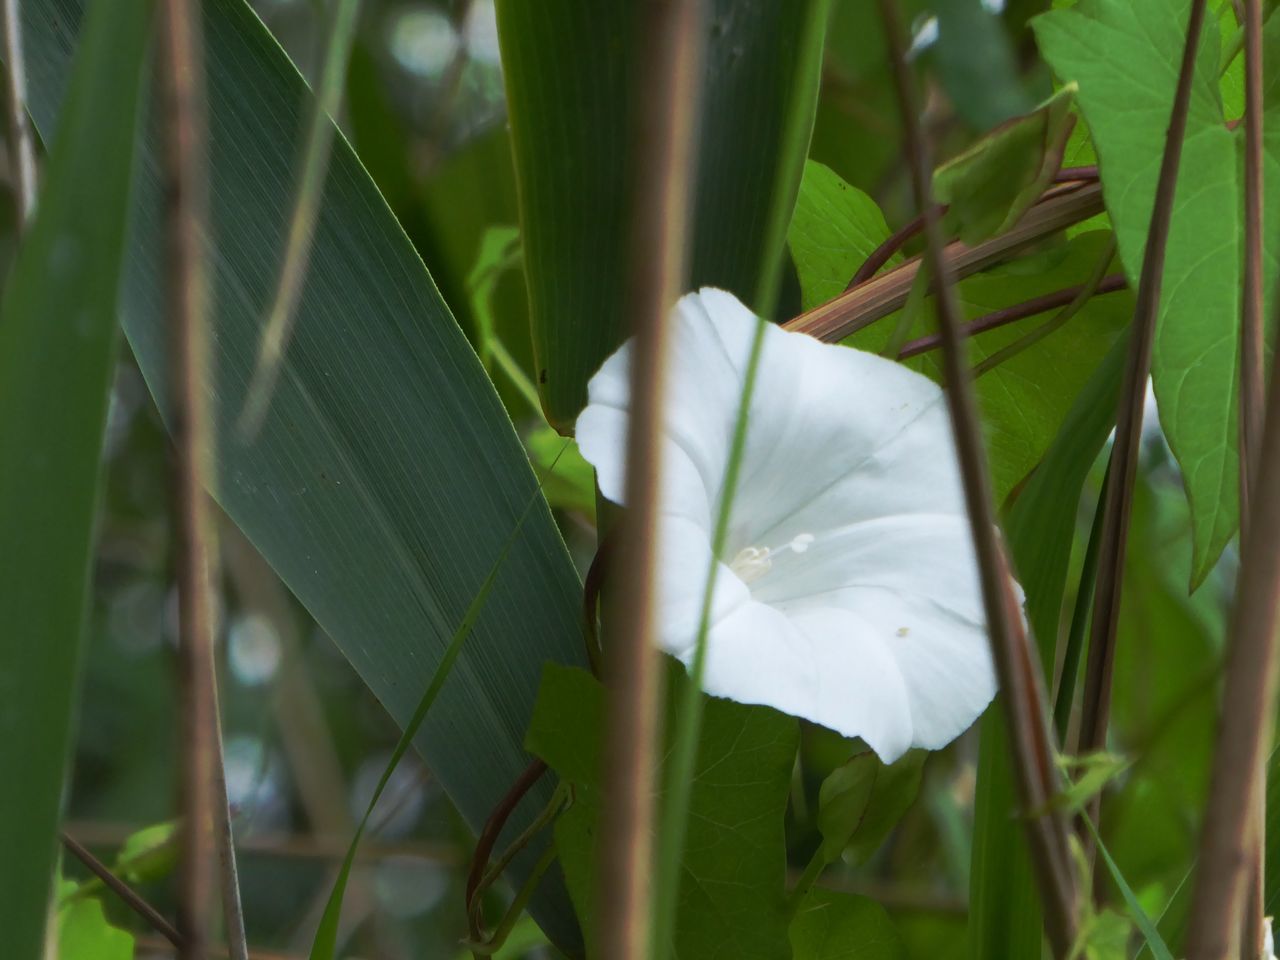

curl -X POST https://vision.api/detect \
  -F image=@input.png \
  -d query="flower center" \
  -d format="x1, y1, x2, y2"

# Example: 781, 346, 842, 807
728, 533, 814, 585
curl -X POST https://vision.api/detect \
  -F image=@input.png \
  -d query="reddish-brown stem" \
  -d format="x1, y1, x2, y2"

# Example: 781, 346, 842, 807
465, 759, 548, 938
1237, 2, 1266, 953
875, 1, 1079, 954
1075, 0, 1210, 860
1184, 279, 1280, 960
847, 208, 936, 288
596, 2, 704, 958
784, 180, 1106, 343
157, 0, 218, 955
62, 832, 184, 949
844, 166, 1100, 293
1054, 164, 1099, 183
897, 274, 1127, 359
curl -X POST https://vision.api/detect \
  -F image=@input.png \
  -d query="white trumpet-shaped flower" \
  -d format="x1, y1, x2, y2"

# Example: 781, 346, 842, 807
575, 288, 1001, 763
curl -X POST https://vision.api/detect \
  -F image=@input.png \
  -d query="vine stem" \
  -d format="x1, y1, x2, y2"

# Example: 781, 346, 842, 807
782, 180, 1106, 343
156, 3, 247, 959
897, 275, 1127, 360
1075, 0, 1209, 859
596, 2, 704, 958
61, 832, 184, 949
1239, 0, 1267, 953
464, 759, 548, 939
1183, 249, 1280, 960
875, 1, 1079, 954
1, 0, 35, 227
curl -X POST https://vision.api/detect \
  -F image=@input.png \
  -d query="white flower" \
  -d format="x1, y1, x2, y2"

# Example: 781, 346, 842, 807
575, 288, 1000, 763
1266, 916, 1275, 960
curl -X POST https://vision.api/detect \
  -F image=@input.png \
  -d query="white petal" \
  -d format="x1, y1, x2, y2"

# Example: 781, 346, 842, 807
727, 339, 962, 552
753, 514, 985, 626
576, 290, 755, 531
674, 594, 916, 764
756, 514, 996, 750
651, 515, 751, 655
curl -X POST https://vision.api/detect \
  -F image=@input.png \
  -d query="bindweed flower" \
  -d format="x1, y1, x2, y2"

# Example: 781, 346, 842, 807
576, 288, 1007, 763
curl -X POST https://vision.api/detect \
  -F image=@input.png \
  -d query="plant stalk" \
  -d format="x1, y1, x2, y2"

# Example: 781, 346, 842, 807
784, 180, 1106, 343
875, 1, 1080, 954
1075, 0, 1210, 858
1184, 274, 1280, 960
596, 2, 704, 959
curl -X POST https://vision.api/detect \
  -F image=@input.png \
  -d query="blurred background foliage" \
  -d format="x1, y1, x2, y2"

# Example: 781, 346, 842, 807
34, 0, 1234, 957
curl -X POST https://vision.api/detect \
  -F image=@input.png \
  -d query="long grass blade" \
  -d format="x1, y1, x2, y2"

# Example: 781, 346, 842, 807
876, 0, 1080, 952
1081, 817, 1175, 960
309, 446, 568, 960
0, 4, 150, 957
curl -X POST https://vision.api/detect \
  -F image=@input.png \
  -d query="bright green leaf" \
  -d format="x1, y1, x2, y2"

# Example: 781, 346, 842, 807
57, 899, 134, 960
115, 822, 177, 884
1034, 0, 1241, 587
788, 159, 898, 311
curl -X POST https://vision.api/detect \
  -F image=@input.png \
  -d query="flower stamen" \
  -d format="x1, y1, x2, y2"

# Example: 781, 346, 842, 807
728, 533, 815, 585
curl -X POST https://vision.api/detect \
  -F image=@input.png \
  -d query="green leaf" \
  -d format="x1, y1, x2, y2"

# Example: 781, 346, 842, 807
1006, 333, 1126, 663
114, 821, 178, 884
1083, 818, 1176, 960
1073, 908, 1133, 960
311, 469, 563, 960
789, 888, 907, 960
527, 663, 800, 960
1047, 751, 1131, 816
56, 899, 134, 960
1034, 0, 1241, 587
523, 663, 604, 787
968, 332, 1127, 960
527, 426, 596, 519
23, 0, 586, 945
934, 85, 1077, 244
788, 159, 898, 311
816, 748, 925, 865
967, 710, 1044, 960
0, 4, 150, 958
498, 0, 830, 430
932, 0, 1036, 132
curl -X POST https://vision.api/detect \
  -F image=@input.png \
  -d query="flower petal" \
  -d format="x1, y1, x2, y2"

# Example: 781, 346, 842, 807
755, 513, 996, 751
753, 514, 985, 626
576, 291, 756, 532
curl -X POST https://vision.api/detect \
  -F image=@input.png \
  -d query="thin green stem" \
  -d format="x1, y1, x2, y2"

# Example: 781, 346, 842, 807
788, 847, 827, 911
468, 782, 569, 934
973, 238, 1116, 379
468, 844, 558, 956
